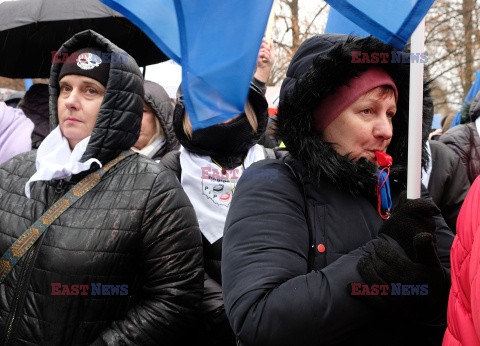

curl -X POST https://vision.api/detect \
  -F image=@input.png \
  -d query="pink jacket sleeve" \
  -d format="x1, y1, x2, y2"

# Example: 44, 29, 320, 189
0, 102, 34, 165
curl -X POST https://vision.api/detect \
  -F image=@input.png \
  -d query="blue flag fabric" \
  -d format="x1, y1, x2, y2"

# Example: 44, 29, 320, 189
325, 7, 369, 38
324, 0, 435, 50
451, 70, 480, 128
100, 0, 273, 130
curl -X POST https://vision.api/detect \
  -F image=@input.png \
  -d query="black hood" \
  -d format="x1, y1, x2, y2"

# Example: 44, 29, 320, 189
143, 80, 179, 159
277, 34, 432, 196
49, 30, 144, 165
17, 83, 50, 148
173, 82, 268, 167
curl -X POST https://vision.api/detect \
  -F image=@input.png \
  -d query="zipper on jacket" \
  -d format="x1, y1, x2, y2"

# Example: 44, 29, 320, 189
2, 241, 41, 346
55, 180, 66, 195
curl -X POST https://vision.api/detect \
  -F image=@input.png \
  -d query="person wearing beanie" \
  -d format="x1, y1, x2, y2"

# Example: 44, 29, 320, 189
132, 80, 179, 161
222, 34, 454, 345
160, 38, 276, 346
0, 30, 203, 345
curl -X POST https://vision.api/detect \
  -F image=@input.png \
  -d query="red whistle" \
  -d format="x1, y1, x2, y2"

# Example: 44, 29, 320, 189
375, 151, 393, 167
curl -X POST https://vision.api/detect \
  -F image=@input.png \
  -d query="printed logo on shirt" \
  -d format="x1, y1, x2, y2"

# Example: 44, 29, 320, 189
200, 167, 241, 207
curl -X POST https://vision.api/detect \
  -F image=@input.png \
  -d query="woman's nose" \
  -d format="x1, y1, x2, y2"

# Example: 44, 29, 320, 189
373, 114, 393, 140
64, 91, 80, 111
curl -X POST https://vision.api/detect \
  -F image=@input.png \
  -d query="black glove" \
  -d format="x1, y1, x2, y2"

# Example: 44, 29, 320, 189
351, 233, 449, 321
378, 192, 440, 260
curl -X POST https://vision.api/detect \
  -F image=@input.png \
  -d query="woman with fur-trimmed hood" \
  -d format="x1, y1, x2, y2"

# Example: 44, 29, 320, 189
222, 34, 454, 345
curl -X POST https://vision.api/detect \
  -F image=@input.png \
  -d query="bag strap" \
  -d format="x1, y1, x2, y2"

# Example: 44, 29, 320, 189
263, 147, 276, 159
0, 149, 134, 283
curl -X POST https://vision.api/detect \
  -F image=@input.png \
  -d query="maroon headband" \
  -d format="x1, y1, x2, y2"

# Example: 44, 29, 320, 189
313, 68, 398, 132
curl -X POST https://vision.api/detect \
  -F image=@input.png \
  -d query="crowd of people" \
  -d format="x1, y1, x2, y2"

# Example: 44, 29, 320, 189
0, 28, 479, 345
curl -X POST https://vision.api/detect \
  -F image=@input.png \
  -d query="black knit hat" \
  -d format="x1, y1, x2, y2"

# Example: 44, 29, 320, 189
58, 47, 110, 86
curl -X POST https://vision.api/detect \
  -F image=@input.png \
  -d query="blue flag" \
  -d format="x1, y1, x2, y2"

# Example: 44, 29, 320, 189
100, 0, 274, 130
451, 70, 480, 127
324, 0, 435, 50
325, 7, 369, 38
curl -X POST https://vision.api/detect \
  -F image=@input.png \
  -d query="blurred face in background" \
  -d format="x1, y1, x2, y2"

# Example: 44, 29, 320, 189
134, 102, 158, 150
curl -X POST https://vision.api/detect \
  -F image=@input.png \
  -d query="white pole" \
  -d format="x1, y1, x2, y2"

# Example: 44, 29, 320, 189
406, 18, 425, 199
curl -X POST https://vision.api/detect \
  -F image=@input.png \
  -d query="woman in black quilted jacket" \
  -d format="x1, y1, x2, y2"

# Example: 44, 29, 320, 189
0, 30, 203, 345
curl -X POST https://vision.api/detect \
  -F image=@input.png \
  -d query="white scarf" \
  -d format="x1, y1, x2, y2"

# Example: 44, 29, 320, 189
132, 138, 165, 159
180, 144, 265, 244
25, 126, 102, 198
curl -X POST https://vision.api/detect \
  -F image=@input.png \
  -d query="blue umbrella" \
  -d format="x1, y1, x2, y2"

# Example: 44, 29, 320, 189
101, 0, 274, 130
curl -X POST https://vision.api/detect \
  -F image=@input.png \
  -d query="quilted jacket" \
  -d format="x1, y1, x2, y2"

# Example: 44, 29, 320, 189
443, 176, 480, 346
0, 30, 203, 345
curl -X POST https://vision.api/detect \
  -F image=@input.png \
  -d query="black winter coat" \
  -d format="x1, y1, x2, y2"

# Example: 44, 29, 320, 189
222, 156, 454, 346
0, 30, 203, 345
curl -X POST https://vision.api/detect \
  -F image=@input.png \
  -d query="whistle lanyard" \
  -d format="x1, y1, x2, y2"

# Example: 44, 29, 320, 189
376, 167, 392, 219
374, 151, 393, 220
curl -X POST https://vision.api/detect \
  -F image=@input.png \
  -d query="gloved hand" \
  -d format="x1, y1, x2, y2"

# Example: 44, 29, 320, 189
351, 233, 449, 321
378, 192, 440, 260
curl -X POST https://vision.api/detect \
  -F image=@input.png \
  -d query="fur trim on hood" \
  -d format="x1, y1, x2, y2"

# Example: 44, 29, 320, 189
277, 34, 432, 196
49, 30, 144, 165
